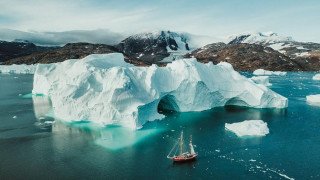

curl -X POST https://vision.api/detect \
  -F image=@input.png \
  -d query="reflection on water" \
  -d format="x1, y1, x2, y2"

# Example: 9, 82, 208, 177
30, 92, 290, 151
32, 94, 163, 150
32, 95, 51, 120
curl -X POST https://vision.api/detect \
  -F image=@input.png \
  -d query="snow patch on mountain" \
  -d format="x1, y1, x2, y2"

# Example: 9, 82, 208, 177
228, 32, 293, 44
32, 53, 288, 129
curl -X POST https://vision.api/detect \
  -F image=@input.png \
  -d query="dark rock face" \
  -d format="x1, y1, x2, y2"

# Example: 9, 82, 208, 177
3, 43, 147, 66
228, 34, 250, 44
115, 31, 189, 63
186, 43, 305, 71
0, 40, 58, 62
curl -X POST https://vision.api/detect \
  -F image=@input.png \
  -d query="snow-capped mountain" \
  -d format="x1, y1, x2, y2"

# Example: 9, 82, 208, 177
228, 32, 320, 67
228, 32, 293, 44
115, 30, 219, 63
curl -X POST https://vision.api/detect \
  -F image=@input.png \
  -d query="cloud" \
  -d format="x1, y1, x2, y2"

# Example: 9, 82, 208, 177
0, 29, 125, 46
0, 0, 319, 43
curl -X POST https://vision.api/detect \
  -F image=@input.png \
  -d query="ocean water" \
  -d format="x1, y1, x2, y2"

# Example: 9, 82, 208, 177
0, 72, 320, 180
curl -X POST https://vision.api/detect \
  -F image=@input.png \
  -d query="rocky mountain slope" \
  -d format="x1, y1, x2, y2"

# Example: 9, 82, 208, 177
186, 43, 305, 71
115, 30, 191, 63
227, 32, 320, 70
1, 31, 320, 71
3, 42, 146, 66
0, 40, 58, 62
115, 30, 215, 63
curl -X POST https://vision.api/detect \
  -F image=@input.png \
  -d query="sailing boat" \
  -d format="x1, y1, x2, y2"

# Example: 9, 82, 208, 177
167, 131, 198, 162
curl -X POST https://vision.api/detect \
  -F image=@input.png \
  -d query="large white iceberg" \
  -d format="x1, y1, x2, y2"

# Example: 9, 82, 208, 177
0, 64, 36, 74
253, 69, 287, 76
306, 94, 320, 105
225, 120, 269, 137
312, 74, 320, 80
250, 76, 272, 86
32, 53, 288, 129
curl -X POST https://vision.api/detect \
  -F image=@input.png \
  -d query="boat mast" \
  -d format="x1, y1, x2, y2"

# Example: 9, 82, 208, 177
180, 131, 183, 156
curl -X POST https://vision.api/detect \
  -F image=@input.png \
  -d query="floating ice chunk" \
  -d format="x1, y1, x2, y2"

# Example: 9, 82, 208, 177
312, 74, 320, 80
33, 53, 288, 129
225, 120, 269, 137
306, 94, 320, 105
12, 116, 17, 119
0, 64, 37, 74
253, 69, 287, 76
250, 76, 272, 86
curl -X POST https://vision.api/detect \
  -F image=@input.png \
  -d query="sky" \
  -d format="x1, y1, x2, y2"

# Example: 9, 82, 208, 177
0, 0, 319, 45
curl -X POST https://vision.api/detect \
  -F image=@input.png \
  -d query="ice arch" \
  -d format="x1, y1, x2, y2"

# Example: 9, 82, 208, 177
32, 53, 288, 129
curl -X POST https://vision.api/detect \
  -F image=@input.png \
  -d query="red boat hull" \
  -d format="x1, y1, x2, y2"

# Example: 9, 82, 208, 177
173, 154, 198, 162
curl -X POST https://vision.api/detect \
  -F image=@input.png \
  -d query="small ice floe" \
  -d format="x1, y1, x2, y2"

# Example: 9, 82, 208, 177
0, 64, 37, 74
44, 121, 55, 124
225, 120, 269, 137
171, 130, 175, 132
250, 76, 272, 86
253, 69, 287, 76
215, 149, 220, 152
249, 159, 256, 162
18, 94, 22, 96
12, 116, 17, 119
312, 74, 320, 80
306, 94, 320, 105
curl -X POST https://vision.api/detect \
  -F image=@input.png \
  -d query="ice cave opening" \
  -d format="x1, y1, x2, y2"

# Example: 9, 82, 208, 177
157, 95, 180, 113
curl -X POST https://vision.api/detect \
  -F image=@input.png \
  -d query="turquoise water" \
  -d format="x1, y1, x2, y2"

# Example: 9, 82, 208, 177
0, 73, 320, 179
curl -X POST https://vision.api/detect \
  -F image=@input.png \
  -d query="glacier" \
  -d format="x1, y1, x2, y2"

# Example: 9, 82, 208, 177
253, 69, 287, 76
0, 64, 36, 74
32, 53, 288, 129
225, 120, 269, 137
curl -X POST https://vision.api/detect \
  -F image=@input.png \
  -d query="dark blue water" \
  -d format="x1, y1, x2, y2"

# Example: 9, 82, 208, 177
0, 73, 320, 180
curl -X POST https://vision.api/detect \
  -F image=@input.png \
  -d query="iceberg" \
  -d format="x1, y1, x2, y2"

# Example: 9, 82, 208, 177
250, 76, 272, 86
312, 74, 320, 80
225, 120, 269, 137
306, 94, 320, 105
32, 53, 288, 129
0, 64, 36, 74
253, 69, 287, 76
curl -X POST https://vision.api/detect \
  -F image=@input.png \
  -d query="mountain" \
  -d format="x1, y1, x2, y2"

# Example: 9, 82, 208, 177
227, 32, 320, 70
0, 40, 58, 62
228, 32, 293, 44
3, 43, 146, 66
2, 30, 320, 71
115, 30, 218, 63
186, 43, 305, 71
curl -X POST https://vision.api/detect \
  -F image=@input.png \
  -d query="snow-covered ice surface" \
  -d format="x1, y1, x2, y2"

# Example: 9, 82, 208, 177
312, 74, 320, 80
225, 120, 269, 137
250, 76, 272, 86
0, 64, 37, 74
253, 69, 287, 76
306, 94, 320, 105
32, 53, 288, 129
